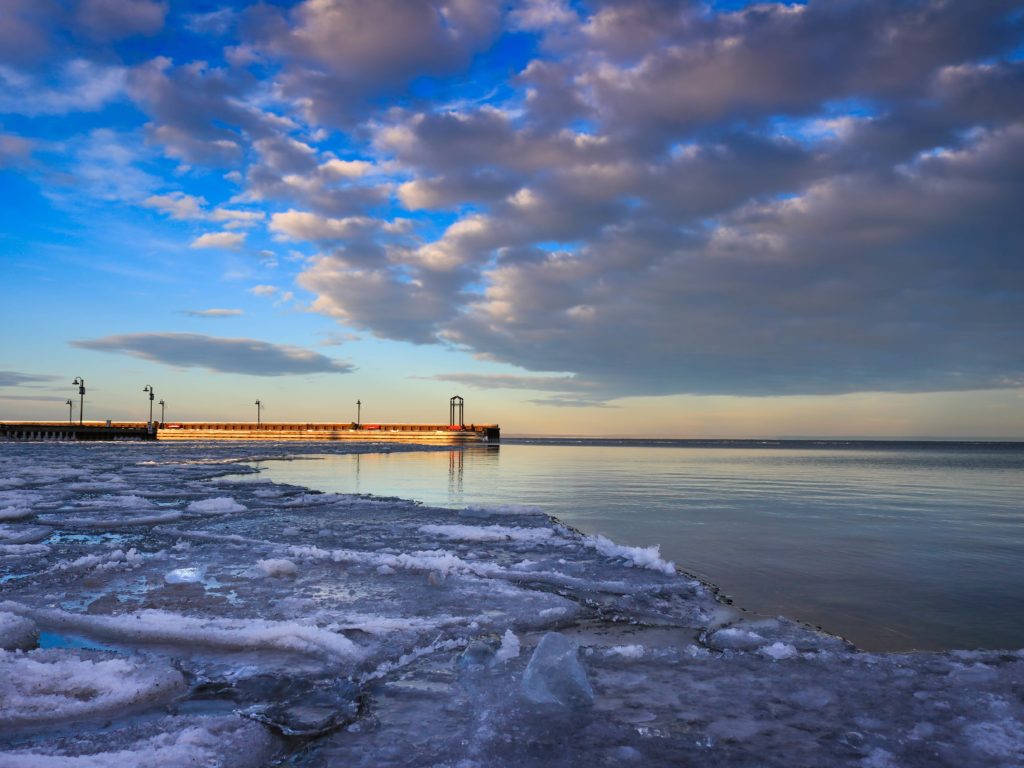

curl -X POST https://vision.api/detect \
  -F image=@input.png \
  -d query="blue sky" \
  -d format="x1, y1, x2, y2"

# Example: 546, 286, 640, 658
1, 0, 1023, 437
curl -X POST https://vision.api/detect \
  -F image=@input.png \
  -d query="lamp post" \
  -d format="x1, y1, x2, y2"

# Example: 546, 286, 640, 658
66, 399, 73, 424
255, 400, 263, 427
158, 399, 165, 424
143, 385, 155, 424
356, 399, 361, 427
72, 378, 85, 425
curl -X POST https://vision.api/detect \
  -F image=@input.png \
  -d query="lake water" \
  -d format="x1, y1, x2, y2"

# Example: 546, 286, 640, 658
254, 440, 1024, 652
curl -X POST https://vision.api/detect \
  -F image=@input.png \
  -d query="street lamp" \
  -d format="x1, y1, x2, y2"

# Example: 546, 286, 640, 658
255, 399, 263, 427
158, 399, 165, 424
72, 378, 85, 425
356, 399, 361, 427
65, 399, 73, 424
143, 385, 155, 424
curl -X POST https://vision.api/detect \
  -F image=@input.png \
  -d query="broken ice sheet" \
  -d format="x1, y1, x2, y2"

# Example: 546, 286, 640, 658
0, 441, 1021, 767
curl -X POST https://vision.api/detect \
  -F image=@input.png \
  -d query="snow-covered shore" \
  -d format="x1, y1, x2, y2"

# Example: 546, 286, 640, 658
0, 442, 1021, 767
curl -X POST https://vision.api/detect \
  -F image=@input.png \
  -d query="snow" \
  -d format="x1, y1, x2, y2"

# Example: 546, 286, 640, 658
186, 496, 247, 514
495, 629, 521, 662
0, 716, 278, 767
256, 559, 298, 578
587, 534, 677, 575
0, 649, 185, 730
760, 641, 799, 660
0, 441, 1021, 767
1, 604, 360, 660
0, 611, 37, 650
606, 644, 645, 659
418, 523, 558, 543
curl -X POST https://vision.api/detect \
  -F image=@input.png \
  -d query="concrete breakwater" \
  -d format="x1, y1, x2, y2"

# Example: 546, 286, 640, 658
0, 421, 499, 443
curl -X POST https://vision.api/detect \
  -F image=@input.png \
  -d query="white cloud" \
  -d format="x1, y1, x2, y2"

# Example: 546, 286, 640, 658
269, 210, 374, 241
320, 158, 374, 178
143, 192, 206, 220
191, 231, 246, 249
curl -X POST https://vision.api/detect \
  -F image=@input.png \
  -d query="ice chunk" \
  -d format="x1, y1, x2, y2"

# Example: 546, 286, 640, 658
1, 604, 361, 661
0, 648, 185, 730
0, 525, 51, 545
706, 626, 765, 651
0, 611, 38, 650
586, 535, 676, 575
245, 679, 360, 737
0, 715, 279, 766
164, 567, 204, 584
457, 640, 497, 670
606, 644, 645, 659
0, 506, 33, 521
964, 719, 1024, 759
521, 632, 595, 708
186, 497, 247, 514
760, 642, 798, 661
419, 523, 558, 544
257, 558, 298, 578
495, 629, 521, 662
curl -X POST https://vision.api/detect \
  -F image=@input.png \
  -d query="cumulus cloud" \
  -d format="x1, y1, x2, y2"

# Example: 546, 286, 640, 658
75, 0, 168, 41
144, 192, 263, 228
286, 0, 1024, 399
7, 0, 1021, 403
143, 192, 204, 220
71, 333, 354, 376
191, 231, 246, 249
269, 210, 375, 242
257, 0, 503, 125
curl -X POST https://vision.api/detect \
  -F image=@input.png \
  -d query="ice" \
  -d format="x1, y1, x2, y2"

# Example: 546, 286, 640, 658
0, 604, 361, 660
587, 534, 676, 575
0, 611, 38, 650
0, 716, 279, 767
760, 641, 799, 660
255, 559, 298, 578
495, 629, 521, 662
186, 496, 247, 514
418, 523, 558, 543
0, 649, 185, 730
0, 525, 51, 545
0, 441, 1022, 767
606, 644, 645, 659
521, 632, 595, 708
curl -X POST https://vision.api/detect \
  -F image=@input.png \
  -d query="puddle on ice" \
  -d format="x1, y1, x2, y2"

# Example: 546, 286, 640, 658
0, 442, 1021, 767
38, 631, 119, 652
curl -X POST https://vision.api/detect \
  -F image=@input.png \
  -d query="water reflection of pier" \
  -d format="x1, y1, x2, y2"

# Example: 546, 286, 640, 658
448, 449, 463, 496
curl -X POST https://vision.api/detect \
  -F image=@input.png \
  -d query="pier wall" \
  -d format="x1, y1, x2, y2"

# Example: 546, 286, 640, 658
156, 423, 499, 443
1, 422, 499, 443
0, 422, 154, 441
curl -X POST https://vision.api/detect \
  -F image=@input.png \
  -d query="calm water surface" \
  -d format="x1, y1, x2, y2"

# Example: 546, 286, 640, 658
256, 440, 1024, 652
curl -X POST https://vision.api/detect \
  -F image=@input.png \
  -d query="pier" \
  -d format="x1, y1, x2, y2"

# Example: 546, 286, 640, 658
0, 422, 155, 441
0, 421, 499, 443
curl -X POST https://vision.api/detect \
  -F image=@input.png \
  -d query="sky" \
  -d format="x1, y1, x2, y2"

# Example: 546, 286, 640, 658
1, 0, 1023, 438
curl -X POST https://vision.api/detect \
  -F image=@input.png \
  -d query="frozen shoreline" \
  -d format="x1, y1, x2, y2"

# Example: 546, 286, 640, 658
0, 441, 1022, 767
